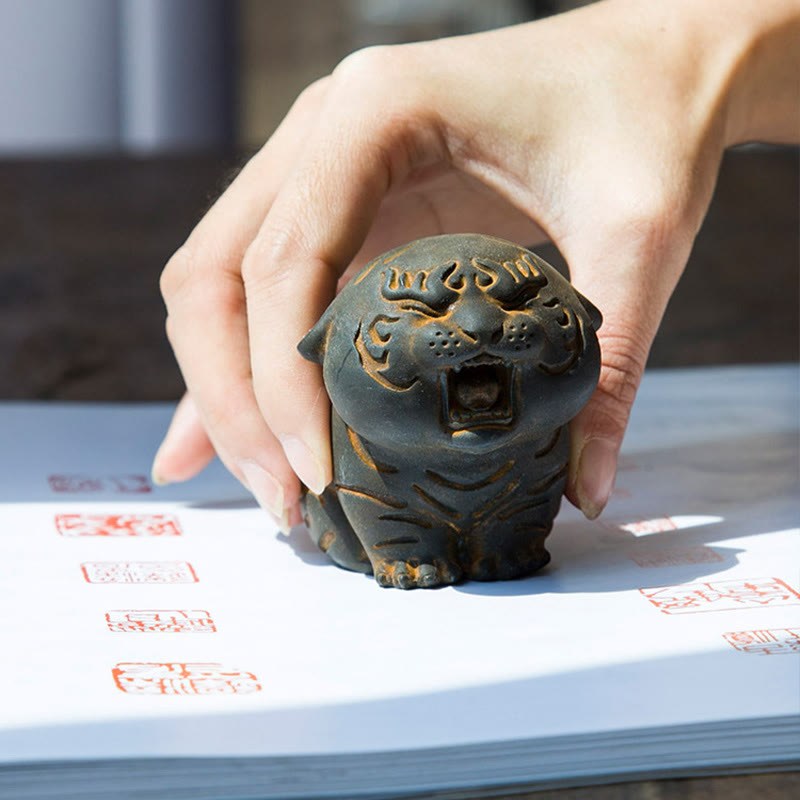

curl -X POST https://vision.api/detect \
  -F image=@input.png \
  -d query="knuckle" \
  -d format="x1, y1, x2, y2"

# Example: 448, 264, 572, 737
159, 245, 195, 304
161, 241, 247, 311
163, 313, 178, 349
333, 44, 399, 86
602, 185, 689, 264
331, 44, 428, 123
240, 224, 340, 305
292, 75, 332, 113
163, 267, 246, 354
163, 242, 246, 312
202, 390, 253, 441
240, 230, 299, 295
588, 330, 649, 440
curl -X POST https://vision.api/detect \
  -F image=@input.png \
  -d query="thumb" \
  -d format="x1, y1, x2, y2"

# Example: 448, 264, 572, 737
563, 229, 691, 519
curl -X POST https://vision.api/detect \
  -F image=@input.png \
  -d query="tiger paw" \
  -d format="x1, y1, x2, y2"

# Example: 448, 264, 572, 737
374, 558, 463, 589
470, 546, 551, 582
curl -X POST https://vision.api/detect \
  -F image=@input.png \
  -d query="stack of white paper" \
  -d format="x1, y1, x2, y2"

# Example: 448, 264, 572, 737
0, 365, 798, 799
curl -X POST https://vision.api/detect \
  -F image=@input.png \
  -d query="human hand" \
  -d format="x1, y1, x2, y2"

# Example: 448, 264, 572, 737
152, 0, 800, 527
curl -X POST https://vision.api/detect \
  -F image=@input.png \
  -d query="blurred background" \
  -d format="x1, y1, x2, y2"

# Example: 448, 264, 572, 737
0, 0, 591, 155
0, 0, 796, 402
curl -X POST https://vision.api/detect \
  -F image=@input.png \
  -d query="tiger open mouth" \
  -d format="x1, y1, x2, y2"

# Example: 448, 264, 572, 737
443, 355, 515, 431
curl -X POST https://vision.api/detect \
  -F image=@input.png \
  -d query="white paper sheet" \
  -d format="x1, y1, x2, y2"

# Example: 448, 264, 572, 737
1, 365, 798, 766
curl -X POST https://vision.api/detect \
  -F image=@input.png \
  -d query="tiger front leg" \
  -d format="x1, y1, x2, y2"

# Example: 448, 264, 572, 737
465, 460, 566, 581
467, 522, 553, 581
336, 489, 463, 589
371, 533, 464, 589
302, 487, 372, 574
466, 501, 559, 582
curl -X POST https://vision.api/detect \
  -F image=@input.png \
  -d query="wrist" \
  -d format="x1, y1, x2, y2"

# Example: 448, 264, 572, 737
724, 1, 800, 145
606, 0, 800, 147
672, 0, 800, 146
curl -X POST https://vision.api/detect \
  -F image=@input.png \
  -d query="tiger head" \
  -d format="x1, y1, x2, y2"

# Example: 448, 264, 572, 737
299, 234, 602, 455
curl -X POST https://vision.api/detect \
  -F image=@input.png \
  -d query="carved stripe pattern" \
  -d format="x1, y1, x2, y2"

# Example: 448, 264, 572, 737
334, 484, 407, 509
412, 484, 460, 518
425, 461, 514, 491
527, 463, 568, 496
346, 426, 398, 473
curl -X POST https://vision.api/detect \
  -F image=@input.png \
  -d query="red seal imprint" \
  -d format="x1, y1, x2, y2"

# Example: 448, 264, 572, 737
56, 514, 182, 537
112, 662, 261, 695
106, 610, 216, 633
619, 516, 679, 536
82, 561, 198, 584
723, 628, 800, 655
640, 577, 800, 615
629, 546, 723, 568
48, 474, 152, 493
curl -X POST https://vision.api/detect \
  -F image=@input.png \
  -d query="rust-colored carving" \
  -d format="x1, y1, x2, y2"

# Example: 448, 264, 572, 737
299, 234, 601, 589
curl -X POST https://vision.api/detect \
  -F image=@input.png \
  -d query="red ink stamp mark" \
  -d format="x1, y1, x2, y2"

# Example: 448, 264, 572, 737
112, 663, 261, 695
56, 513, 182, 537
619, 517, 679, 536
106, 610, 216, 633
629, 546, 723, 568
48, 475, 103, 493
48, 474, 152, 494
723, 628, 800, 655
82, 561, 198, 584
107, 475, 152, 493
640, 577, 800, 614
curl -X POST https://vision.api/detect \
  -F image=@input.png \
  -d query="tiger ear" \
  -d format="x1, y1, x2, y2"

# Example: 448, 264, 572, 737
574, 288, 602, 331
297, 306, 335, 365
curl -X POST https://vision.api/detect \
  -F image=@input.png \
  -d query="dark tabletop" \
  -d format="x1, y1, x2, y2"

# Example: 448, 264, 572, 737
0, 146, 797, 799
0, 146, 797, 401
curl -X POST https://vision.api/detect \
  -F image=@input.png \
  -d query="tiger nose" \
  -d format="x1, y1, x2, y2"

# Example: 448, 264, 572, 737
455, 306, 505, 345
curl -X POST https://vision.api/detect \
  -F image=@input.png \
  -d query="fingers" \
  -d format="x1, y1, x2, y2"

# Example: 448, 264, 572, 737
152, 394, 215, 485
152, 395, 304, 533
240, 48, 448, 492
162, 261, 298, 528
563, 217, 694, 519
156, 80, 330, 523
566, 316, 651, 520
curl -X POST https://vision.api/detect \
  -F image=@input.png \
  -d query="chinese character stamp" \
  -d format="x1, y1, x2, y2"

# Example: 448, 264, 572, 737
48, 475, 104, 493
723, 628, 800, 655
629, 546, 723, 568
619, 516, 679, 536
640, 577, 800, 614
56, 514, 182, 537
105, 610, 216, 633
112, 663, 261, 695
610, 487, 633, 500
82, 561, 198, 584
48, 474, 152, 493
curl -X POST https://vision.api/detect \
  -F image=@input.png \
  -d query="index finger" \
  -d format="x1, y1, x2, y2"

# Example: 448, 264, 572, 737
240, 49, 447, 492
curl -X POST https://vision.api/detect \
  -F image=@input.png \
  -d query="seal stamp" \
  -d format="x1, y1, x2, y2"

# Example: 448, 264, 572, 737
298, 234, 602, 589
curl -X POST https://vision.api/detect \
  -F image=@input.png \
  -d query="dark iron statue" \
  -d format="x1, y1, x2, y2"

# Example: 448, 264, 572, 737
299, 234, 602, 589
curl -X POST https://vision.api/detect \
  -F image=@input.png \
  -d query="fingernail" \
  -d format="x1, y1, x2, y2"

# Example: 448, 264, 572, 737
151, 462, 169, 487
261, 508, 292, 535
150, 395, 194, 486
237, 460, 285, 522
280, 435, 328, 495
575, 438, 617, 520
150, 436, 173, 486
276, 508, 292, 535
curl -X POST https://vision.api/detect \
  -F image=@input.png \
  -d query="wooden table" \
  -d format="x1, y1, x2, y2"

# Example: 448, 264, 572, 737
0, 146, 797, 799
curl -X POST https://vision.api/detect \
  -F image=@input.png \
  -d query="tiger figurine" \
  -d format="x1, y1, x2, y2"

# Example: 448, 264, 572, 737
298, 234, 601, 589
